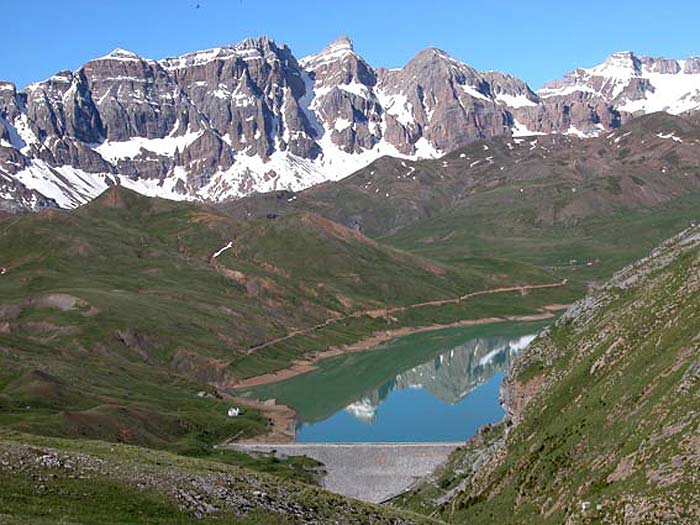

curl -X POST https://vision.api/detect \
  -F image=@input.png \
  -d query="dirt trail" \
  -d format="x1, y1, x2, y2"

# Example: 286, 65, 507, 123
245, 280, 567, 355
231, 305, 568, 391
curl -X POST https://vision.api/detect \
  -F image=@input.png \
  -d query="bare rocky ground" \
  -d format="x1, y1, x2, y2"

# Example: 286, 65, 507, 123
227, 443, 463, 504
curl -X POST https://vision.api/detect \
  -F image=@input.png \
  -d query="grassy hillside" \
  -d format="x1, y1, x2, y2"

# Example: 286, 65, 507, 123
0, 186, 562, 455
396, 226, 700, 524
0, 429, 440, 525
222, 113, 700, 293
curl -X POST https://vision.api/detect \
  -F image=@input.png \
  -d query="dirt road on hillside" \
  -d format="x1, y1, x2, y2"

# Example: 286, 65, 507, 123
244, 280, 568, 355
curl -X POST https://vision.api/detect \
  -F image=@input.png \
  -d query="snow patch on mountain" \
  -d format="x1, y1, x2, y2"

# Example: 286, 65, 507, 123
618, 69, 700, 114
461, 84, 490, 102
495, 93, 538, 108
375, 90, 415, 127
12, 160, 111, 208
511, 118, 544, 137
93, 129, 204, 162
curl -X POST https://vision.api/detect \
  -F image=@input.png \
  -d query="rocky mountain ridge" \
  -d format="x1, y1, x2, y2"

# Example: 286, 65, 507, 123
1, 38, 698, 211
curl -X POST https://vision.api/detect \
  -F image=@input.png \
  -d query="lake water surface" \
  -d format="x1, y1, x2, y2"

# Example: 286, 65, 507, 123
242, 320, 550, 443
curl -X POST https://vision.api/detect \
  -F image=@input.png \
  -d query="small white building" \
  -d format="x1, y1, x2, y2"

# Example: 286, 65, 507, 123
227, 407, 241, 417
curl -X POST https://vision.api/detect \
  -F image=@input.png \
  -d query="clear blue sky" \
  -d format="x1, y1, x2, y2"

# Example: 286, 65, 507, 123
2, 0, 700, 89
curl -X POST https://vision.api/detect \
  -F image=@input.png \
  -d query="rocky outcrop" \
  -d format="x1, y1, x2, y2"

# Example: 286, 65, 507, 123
0, 172, 58, 213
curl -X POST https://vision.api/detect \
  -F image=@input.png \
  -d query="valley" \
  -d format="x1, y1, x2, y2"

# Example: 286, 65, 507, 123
3, 109, 700, 521
394, 224, 700, 524
2, 20, 700, 523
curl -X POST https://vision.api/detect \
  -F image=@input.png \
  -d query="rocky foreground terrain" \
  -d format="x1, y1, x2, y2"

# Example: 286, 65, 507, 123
0, 430, 439, 524
2, 37, 700, 210
396, 225, 700, 524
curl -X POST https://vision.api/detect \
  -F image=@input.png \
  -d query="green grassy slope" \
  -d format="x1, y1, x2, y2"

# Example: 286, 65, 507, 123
385, 193, 700, 292
397, 226, 700, 524
222, 113, 700, 297
0, 430, 440, 525
0, 186, 560, 454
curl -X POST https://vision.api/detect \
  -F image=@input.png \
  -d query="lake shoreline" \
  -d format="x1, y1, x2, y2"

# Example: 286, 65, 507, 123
229, 305, 568, 391
222, 305, 568, 445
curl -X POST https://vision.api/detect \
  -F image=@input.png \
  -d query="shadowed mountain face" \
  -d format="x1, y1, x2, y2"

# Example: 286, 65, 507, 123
12, 39, 700, 211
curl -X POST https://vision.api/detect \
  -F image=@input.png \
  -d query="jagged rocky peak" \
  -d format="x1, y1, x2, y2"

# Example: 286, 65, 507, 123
482, 71, 540, 106
159, 36, 294, 72
231, 35, 299, 67
80, 49, 181, 142
302, 35, 376, 89
0, 82, 20, 119
95, 48, 146, 62
7, 36, 698, 212
376, 47, 516, 153
539, 50, 700, 115
683, 57, 700, 74
300, 36, 381, 155
592, 50, 685, 77
641, 56, 681, 74
400, 47, 480, 81
302, 35, 357, 66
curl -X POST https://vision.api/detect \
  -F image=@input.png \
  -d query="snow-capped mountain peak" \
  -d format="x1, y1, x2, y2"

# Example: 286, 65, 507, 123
300, 35, 357, 67
1, 39, 697, 212
539, 51, 700, 115
590, 50, 642, 78
97, 48, 144, 62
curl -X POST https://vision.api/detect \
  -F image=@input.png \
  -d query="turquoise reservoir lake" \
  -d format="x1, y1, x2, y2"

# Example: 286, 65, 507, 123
241, 320, 549, 443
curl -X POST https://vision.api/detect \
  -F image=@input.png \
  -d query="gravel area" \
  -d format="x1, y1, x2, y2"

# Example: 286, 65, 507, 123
227, 442, 462, 503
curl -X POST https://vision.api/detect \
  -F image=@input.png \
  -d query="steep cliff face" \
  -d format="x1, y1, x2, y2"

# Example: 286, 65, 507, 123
398, 225, 700, 524
0, 36, 635, 212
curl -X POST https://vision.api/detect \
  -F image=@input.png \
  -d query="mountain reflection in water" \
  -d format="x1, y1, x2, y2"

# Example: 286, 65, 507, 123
244, 321, 549, 442
343, 334, 535, 424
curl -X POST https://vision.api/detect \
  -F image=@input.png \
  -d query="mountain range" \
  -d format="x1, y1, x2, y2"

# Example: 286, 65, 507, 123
2, 36, 700, 212
4, 34, 700, 524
